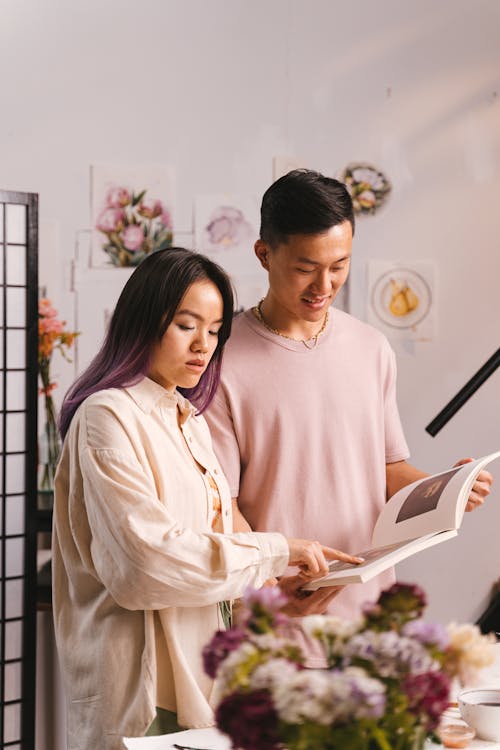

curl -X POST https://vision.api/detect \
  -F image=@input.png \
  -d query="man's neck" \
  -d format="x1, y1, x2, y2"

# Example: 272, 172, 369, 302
257, 297, 328, 341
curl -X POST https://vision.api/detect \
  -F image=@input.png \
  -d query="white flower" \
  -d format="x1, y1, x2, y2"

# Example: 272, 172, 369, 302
212, 641, 260, 701
351, 167, 385, 190
272, 666, 386, 725
447, 623, 496, 685
273, 669, 339, 725
249, 632, 290, 652
302, 614, 360, 640
343, 630, 437, 678
249, 659, 298, 692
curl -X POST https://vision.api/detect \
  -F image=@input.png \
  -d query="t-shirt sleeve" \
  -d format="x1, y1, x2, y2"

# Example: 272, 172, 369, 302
383, 344, 410, 464
203, 386, 242, 498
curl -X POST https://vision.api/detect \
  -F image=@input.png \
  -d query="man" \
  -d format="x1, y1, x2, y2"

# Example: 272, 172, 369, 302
203, 169, 492, 622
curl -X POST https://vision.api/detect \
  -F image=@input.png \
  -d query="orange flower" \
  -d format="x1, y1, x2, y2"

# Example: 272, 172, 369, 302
38, 297, 79, 395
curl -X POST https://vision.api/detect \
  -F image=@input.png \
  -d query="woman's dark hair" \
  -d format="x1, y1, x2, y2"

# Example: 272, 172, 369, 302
59, 247, 234, 438
260, 169, 355, 248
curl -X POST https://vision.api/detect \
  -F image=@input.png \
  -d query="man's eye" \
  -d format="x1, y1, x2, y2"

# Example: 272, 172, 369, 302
296, 268, 311, 274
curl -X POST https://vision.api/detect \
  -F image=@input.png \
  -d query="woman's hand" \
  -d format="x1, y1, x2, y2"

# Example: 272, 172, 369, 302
286, 539, 363, 578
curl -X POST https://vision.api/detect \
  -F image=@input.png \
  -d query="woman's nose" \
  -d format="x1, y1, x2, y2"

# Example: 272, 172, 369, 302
192, 332, 209, 352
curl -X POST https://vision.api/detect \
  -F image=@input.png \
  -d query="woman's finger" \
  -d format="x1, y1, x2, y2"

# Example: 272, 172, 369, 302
321, 546, 364, 565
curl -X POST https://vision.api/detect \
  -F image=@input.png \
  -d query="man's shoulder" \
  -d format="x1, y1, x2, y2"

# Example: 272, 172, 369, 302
224, 309, 261, 351
334, 308, 391, 350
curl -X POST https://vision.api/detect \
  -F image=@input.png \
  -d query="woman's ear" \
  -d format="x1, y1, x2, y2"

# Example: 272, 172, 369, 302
254, 239, 270, 270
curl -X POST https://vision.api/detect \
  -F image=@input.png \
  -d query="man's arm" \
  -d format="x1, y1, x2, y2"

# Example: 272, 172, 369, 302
232, 497, 253, 532
386, 459, 493, 511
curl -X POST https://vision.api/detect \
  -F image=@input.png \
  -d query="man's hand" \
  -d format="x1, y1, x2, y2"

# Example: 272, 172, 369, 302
277, 574, 342, 616
454, 458, 494, 511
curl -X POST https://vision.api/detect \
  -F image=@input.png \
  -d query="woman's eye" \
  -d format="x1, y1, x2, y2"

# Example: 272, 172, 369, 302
209, 329, 220, 337
178, 324, 194, 331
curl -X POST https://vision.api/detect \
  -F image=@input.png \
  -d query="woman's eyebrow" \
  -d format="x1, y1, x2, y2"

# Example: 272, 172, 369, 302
176, 309, 223, 323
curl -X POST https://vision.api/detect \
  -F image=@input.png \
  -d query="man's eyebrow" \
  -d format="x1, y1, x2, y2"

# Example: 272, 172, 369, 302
175, 308, 223, 323
295, 255, 351, 265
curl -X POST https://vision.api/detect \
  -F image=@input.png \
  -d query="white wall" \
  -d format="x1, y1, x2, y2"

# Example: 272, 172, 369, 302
2, 0, 499, 619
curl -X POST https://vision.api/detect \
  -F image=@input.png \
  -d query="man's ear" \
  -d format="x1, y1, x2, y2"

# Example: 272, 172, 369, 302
254, 239, 270, 270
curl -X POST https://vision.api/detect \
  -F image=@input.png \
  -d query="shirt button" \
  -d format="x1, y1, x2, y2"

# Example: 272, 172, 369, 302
213, 468, 218, 474
188, 436, 193, 443
224, 509, 230, 516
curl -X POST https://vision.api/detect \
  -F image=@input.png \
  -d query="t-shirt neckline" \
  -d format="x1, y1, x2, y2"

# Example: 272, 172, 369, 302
242, 307, 335, 352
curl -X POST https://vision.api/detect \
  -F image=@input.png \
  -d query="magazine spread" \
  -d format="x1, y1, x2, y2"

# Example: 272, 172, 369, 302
303, 451, 500, 590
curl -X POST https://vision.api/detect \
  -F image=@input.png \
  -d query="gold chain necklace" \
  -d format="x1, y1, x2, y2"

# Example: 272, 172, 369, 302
253, 299, 329, 350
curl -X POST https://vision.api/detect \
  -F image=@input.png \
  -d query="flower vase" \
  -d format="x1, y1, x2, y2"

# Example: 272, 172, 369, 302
37, 395, 61, 509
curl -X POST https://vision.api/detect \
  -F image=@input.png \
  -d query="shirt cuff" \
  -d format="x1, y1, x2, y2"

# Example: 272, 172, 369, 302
252, 532, 289, 579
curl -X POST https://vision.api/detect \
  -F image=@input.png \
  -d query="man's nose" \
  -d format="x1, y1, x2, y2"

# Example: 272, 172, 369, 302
310, 271, 332, 294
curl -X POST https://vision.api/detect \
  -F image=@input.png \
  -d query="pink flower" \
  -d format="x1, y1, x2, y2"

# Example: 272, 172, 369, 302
39, 298, 57, 318
160, 209, 172, 229
39, 317, 64, 334
122, 224, 145, 251
96, 208, 125, 234
106, 187, 131, 208
137, 198, 163, 219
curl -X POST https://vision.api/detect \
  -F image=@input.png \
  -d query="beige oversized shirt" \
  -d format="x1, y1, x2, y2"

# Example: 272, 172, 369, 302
52, 378, 289, 750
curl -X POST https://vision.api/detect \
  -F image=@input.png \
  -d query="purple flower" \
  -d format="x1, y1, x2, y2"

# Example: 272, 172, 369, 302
403, 671, 451, 730
243, 586, 288, 612
202, 628, 246, 678
96, 208, 125, 234
206, 206, 253, 249
402, 619, 450, 650
241, 586, 289, 633
106, 187, 131, 208
216, 689, 281, 750
122, 224, 145, 251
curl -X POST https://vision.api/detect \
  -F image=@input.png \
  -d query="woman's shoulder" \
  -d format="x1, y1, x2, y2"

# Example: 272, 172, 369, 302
80, 387, 133, 414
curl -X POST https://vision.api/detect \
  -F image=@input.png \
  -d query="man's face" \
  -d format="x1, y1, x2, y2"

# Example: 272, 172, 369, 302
255, 221, 352, 324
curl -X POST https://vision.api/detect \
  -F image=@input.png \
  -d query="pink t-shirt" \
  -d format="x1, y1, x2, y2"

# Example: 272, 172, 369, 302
205, 307, 409, 622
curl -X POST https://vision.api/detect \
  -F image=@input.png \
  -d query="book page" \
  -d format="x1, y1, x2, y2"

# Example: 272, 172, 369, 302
373, 452, 500, 547
302, 530, 458, 589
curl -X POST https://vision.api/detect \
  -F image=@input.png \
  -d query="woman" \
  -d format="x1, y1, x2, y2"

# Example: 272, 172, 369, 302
53, 247, 359, 749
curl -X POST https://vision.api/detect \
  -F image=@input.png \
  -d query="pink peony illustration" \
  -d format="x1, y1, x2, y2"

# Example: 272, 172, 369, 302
122, 224, 145, 252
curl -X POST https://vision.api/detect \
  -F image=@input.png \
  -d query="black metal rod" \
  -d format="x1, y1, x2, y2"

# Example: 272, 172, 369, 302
426, 347, 500, 436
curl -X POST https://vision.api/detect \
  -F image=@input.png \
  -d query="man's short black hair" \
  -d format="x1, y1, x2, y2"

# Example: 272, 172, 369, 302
260, 169, 355, 248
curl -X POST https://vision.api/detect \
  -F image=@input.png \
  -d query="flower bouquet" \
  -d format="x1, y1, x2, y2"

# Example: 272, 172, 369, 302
203, 583, 496, 750
340, 163, 392, 215
95, 186, 173, 267
38, 297, 78, 497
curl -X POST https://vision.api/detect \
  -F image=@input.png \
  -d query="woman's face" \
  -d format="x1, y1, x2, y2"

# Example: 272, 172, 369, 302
148, 279, 224, 392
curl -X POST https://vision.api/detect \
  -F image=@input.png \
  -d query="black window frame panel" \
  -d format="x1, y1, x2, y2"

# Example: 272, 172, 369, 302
0, 190, 38, 750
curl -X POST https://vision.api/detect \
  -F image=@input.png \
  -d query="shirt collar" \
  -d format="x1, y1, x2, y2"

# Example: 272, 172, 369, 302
124, 377, 196, 422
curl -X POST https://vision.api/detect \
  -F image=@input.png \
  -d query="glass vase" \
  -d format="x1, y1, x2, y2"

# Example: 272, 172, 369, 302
37, 395, 61, 509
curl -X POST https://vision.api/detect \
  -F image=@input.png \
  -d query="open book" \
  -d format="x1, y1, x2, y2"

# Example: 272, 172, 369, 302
303, 451, 500, 590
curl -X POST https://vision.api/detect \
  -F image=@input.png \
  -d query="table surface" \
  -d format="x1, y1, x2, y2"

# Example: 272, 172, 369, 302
124, 645, 500, 750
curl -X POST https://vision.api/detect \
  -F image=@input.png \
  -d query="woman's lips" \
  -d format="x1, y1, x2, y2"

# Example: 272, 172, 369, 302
185, 360, 205, 372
